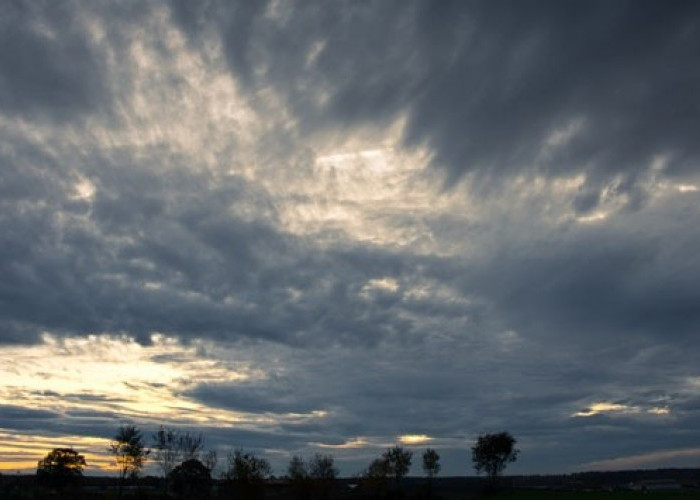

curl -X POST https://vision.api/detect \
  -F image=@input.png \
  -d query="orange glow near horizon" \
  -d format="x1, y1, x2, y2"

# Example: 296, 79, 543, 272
0, 333, 261, 423
0, 432, 113, 473
0, 333, 329, 473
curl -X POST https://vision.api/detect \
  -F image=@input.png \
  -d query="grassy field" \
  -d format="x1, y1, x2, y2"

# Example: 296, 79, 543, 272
493, 491, 700, 499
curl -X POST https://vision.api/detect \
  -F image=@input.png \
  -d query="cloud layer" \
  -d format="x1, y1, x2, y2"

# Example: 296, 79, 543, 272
1, 0, 699, 476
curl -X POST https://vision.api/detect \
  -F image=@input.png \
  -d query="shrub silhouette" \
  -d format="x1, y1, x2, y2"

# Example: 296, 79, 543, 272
168, 458, 211, 499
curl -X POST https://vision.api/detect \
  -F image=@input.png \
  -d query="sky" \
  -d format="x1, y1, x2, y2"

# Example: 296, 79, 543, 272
1, 0, 700, 478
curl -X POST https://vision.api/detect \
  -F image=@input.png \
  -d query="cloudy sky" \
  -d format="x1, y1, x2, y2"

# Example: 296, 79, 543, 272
1, 0, 700, 477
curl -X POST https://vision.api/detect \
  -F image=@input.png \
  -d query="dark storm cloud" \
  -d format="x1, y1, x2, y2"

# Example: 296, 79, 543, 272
176, 329, 700, 474
184, 425, 312, 458
450, 195, 700, 345
0, 130, 480, 346
1, 0, 700, 476
174, 0, 700, 211
0, 1, 108, 121
0, 137, 283, 342
1, 0, 696, 351
186, 382, 324, 414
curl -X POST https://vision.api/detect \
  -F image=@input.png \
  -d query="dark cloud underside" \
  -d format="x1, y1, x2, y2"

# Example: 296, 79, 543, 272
1, 0, 699, 476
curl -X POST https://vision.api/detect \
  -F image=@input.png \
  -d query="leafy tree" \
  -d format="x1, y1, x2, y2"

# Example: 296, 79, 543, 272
383, 446, 413, 482
422, 448, 440, 478
36, 448, 86, 490
109, 425, 149, 498
363, 457, 391, 498
471, 432, 519, 483
422, 448, 441, 498
168, 458, 212, 499
366, 457, 390, 480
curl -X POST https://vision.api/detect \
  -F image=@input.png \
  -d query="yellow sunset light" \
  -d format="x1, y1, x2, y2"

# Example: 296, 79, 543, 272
399, 434, 432, 445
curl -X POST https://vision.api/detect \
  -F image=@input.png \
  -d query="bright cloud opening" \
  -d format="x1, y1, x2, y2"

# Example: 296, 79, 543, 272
399, 434, 432, 445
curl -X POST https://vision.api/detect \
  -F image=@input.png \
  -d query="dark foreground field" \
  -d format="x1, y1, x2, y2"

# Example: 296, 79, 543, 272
3, 490, 700, 500
494, 493, 700, 499
3, 470, 700, 499
2, 487, 700, 500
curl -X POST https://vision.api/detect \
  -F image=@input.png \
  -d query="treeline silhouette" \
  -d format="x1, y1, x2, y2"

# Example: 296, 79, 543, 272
3, 424, 519, 499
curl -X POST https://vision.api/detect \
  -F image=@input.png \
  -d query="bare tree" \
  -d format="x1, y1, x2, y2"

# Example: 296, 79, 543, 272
309, 453, 338, 499
223, 449, 271, 499
178, 431, 205, 462
203, 450, 218, 474
308, 453, 338, 481
287, 455, 307, 481
152, 425, 205, 479
287, 455, 309, 500
225, 450, 272, 482
152, 425, 179, 479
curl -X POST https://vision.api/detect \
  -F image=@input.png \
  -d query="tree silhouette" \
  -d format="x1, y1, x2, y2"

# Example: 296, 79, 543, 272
178, 431, 205, 462
287, 455, 310, 500
223, 449, 271, 500
308, 453, 338, 481
366, 457, 391, 480
471, 432, 519, 484
202, 450, 218, 474
363, 456, 391, 498
109, 425, 149, 498
383, 446, 413, 482
152, 425, 179, 485
422, 448, 440, 479
36, 448, 86, 491
168, 458, 211, 499
152, 425, 205, 493
309, 453, 338, 499
422, 448, 441, 498
287, 455, 307, 481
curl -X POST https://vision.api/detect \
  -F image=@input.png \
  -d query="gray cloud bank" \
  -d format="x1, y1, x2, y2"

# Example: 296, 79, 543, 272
1, 0, 699, 475
174, 0, 700, 203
